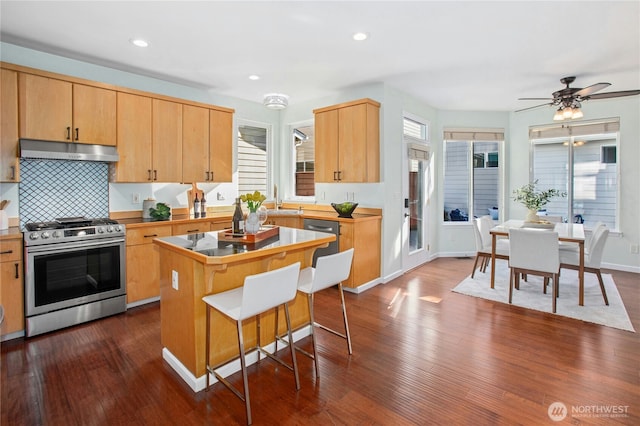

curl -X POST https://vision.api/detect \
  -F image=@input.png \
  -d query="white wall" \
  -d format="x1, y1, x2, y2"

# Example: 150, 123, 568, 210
2, 41, 638, 274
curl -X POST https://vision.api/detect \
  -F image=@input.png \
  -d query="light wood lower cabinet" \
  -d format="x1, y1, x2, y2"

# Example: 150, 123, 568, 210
210, 220, 229, 231
171, 222, 209, 235
126, 224, 172, 304
339, 219, 381, 288
0, 239, 24, 337
265, 216, 301, 228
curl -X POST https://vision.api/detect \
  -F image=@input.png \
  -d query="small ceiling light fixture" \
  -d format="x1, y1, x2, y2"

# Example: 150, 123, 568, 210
353, 32, 368, 41
248, 74, 260, 81
130, 38, 149, 48
263, 93, 289, 109
553, 101, 583, 121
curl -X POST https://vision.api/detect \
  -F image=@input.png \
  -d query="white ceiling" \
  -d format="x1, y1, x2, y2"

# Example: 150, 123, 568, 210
1, 1, 639, 112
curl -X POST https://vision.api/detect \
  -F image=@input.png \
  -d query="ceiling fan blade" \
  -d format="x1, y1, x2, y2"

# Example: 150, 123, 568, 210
518, 97, 553, 101
587, 90, 640, 99
515, 102, 553, 113
573, 82, 610, 97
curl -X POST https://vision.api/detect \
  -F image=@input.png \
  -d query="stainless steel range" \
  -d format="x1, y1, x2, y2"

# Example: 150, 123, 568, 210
23, 217, 126, 337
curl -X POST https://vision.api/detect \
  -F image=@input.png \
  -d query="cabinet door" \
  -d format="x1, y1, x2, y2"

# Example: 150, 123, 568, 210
268, 217, 301, 228
209, 109, 233, 182
115, 93, 153, 182
338, 104, 369, 182
314, 109, 339, 183
152, 99, 183, 182
0, 260, 24, 336
72, 84, 117, 146
1, 69, 19, 182
126, 244, 161, 303
18, 73, 72, 141
182, 104, 210, 183
210, 221, 229, 231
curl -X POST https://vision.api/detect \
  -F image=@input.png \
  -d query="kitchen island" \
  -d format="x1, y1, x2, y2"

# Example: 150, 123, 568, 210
153, 226, 335, 392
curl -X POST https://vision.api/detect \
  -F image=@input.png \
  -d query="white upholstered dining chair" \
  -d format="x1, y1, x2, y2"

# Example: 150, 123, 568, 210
471, 217, 509, 278
508, 228, 560, 313
560, 226, 610, 305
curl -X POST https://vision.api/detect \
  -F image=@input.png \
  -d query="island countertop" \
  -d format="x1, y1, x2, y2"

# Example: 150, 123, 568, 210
153, 226, 336, 265
152, 226, 336, 392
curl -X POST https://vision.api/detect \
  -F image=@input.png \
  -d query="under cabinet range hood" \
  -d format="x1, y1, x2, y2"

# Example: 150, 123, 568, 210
19, 139, 119, 162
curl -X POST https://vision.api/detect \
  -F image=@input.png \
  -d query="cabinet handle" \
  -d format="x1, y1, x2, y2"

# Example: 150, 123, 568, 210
75, 128, 79, 141
148, 170, 152, 180
66, 127, 71, 140
0, 250, 13, 255
205, 171, 210, 181
14, 263, 19, 279
333, 171, 338, 181
209, 171, 213, 181
186, 229, 199, 233
153, 170, 158, 181
10, 166, 16, 180
143, 234, 159, 238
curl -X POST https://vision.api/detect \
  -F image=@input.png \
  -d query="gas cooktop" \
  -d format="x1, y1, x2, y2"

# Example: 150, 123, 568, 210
24, 217, 118, 231
24, 216, 124, 246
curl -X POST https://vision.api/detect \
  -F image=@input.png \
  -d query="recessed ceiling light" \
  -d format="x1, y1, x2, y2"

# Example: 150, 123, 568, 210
249, 75, 260, 81
353, 32, 368, 41
130, 38, 149, 48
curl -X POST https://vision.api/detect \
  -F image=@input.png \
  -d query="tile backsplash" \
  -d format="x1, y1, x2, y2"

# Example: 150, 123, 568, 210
19, 159, 109, 228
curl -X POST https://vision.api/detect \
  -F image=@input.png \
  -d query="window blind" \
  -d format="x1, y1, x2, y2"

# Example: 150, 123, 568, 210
408, 142, 429, 160
443, 128, 504, 141
529, 118, 620, 139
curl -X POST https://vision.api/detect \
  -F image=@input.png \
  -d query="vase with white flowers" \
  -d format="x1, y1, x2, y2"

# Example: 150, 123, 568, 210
512, 180, 566, 222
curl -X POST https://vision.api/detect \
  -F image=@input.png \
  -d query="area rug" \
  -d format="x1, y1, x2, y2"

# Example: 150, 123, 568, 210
452, 262, 635, 332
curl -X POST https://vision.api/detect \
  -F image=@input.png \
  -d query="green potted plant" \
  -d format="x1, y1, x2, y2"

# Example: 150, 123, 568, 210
512, 180, 565, 222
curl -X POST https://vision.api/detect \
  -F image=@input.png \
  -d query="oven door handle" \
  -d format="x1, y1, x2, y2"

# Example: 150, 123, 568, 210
26, 238, 125, 254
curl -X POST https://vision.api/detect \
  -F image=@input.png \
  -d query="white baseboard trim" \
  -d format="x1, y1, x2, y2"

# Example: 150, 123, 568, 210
343, 277, 382, 294
126, 296, 160, 309
162, 324, 312, 393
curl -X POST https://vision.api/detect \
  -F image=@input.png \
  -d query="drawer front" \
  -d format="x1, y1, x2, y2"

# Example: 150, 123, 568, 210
172, 222, 209, 236
0, 239, 22, 262
126, 225, 172, 246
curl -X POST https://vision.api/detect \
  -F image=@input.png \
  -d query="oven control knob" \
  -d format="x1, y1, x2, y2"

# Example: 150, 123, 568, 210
29, 232, 40, 240
97, 227, 105, 233
41, 232, 50, 239
107, 225, 114, 233
52, 231, 61, 238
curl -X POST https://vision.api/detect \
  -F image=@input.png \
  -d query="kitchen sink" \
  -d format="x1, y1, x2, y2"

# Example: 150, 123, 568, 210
266, 209, 302, 216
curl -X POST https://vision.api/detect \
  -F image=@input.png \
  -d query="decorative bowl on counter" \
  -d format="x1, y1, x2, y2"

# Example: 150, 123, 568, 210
331, 202, 358, 218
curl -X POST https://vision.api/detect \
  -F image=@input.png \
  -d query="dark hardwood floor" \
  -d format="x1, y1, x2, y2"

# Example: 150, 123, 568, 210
2, 257, 639, 425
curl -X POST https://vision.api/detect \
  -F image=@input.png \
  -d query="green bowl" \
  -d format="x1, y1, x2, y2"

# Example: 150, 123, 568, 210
331, 202, 358, 218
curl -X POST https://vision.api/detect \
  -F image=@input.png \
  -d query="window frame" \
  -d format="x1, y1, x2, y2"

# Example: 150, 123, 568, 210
443, 137, 504, 224
236, 118, 272, 198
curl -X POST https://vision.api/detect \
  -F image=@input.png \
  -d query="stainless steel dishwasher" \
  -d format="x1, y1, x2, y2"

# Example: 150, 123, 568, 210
303, 218, 340, 266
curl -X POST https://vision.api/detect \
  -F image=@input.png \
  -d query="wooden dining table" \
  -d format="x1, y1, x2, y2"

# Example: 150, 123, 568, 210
489, 220, 586, 305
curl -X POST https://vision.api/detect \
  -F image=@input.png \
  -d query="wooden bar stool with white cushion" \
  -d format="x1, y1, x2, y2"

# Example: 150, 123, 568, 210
508, 228, 560, 313
294, 248, 354, 378
202, 262, 301, 425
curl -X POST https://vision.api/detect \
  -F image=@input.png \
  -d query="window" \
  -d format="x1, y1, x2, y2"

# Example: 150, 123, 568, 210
293, 124, 315, 197
404, 116, 429, 141
443, 129, 504, 222
530, 119, 620, 229
237, 122, 270, 196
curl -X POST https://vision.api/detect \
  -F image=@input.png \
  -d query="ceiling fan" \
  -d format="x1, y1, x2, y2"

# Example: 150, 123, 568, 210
516, 76, 640, 120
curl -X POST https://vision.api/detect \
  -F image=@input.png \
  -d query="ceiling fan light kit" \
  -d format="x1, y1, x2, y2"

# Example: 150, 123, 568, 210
517, 76, 640, 121
263, 93, 289, 109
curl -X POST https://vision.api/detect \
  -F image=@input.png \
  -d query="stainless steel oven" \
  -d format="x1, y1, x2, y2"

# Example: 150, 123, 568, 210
23, 217, 126, 337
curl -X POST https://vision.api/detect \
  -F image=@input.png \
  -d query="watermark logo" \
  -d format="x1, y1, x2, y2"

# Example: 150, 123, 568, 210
548, 402, 567, 422
548, 402, 629, 421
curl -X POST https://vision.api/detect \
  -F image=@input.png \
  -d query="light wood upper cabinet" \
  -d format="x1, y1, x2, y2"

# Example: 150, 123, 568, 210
18, 73, 116, 145
182, 106, 233, 183
182, 104, 210, 183
115, 92, 153, 182
1, 69, 19, 182
314, 98, 380, 183
209, 109, 233, 182
152, 99, 183, 182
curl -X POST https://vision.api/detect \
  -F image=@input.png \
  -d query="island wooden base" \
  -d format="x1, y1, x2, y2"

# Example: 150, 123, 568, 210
156, 231, 332, 391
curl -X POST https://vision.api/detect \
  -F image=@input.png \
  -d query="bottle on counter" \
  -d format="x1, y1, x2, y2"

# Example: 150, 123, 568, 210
232, 197, 244, 234
193, 193, 200, 218
200, 193, 207, 217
